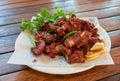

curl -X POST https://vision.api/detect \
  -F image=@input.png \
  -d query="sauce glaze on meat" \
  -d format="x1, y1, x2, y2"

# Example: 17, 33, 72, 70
31, 15, 102, 64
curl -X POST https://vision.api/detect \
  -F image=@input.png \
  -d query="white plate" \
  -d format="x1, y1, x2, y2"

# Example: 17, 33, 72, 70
27, 26, 111, 74
28, 65, 94, 74
8, 17, 113, 75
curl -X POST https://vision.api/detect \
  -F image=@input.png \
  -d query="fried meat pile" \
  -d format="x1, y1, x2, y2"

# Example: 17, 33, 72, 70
31, 15, 101, 64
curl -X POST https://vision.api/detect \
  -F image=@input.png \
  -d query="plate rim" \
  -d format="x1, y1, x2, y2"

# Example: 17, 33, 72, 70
11, 17, 111, 74
27, 65, 94, 74
26, 26, 111, 74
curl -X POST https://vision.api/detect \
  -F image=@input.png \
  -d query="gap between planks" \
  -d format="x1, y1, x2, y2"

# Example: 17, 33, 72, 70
0, 0, 120, 17
0, 6, 120, 26
0, 0, 62, 6
0, 0, 113, 10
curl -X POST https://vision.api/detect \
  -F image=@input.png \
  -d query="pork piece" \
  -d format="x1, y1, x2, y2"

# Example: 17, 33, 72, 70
57, 28, 66, 36
50, 23, 60, 31
68, 15, 81, 31
41, 32, 58, 44
46, 42, 71, 58
61, 23, 71, 32
57, 16, 67, 26
50, 17, 67, 32
65, 50, 85, 64
64, 30, 92, 48
81, 44, 91, 54
81, 20, 94, 31
56, 22, 72, 36
90, 28, 99, 37
81, 37, 102, 54
42, 23, 51, 31
35, 31, 58, 44
89, 37, 102, 46
31, 39, 46, 56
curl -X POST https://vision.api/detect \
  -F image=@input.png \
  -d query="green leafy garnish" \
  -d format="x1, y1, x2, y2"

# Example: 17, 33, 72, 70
68, 10, 75, 18
20, 7, 75, 45
57, 27, 62, 31
20, 7, 75, 33
29, 34, 37, 46
55, 6, 66, 16
63, 30, 77, 39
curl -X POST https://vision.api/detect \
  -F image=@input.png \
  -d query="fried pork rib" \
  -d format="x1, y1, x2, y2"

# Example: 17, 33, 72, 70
64, 30, 92, 48
46, 42, 71, 58
31, 15, 102, 64
65, 50, 85, 64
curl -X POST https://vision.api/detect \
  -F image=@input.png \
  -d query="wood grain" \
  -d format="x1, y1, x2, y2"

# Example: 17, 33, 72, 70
76, 7, 120, 18
0, 65, 120, 81
0, 35, 17, 54
100, 16, 120, 21
0, 0, 114, 11
0, 0, 95, 10
108, 30, 120, 48
0, 53, 28, 76
0, 23, 20, 37
1, 0, 120, 16
110, 47, 120, 64
99, 73, 120, 81
0, 0, 61, 6
100, 20, 120, 32
0, 6, 120, 26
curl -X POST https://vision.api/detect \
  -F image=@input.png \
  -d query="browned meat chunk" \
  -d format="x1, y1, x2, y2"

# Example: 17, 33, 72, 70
50, 23, 60, 31
40, 32, 58, 44
46, 42, 71, 58
31, 39, 46, 56
35, 31, 58, 44
42, 23, 51, 31
66, 50, 85, 64
90, 28, 99, 37
64, 30, 92, 48
68, 16, 81, 31
81, 20, 94, 31
31, 15, 102, 64
57, 16, 67, 26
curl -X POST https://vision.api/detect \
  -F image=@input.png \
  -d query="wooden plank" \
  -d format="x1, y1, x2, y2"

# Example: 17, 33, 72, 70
0, 23, 20, 37
0, 53, 28, 76
0, 0, 120, 17
100, 20, 120, 32
0, 0, 114, 10
110, 47, 120, 64
100, 16, 120, 21
0, 35, 17, 54
99, 16, 120, 31
99, 73, 120, 81
0, 6, 120, 26
0, 46, 119, 77
0, 0, 90, 10
0, 0, 32, 5
108, 30, 120, 48
76, 7, 120, 18
0, 0, 61, 6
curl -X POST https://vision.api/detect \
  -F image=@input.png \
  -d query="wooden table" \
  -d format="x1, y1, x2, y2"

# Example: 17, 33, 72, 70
0, 0, 120, 81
